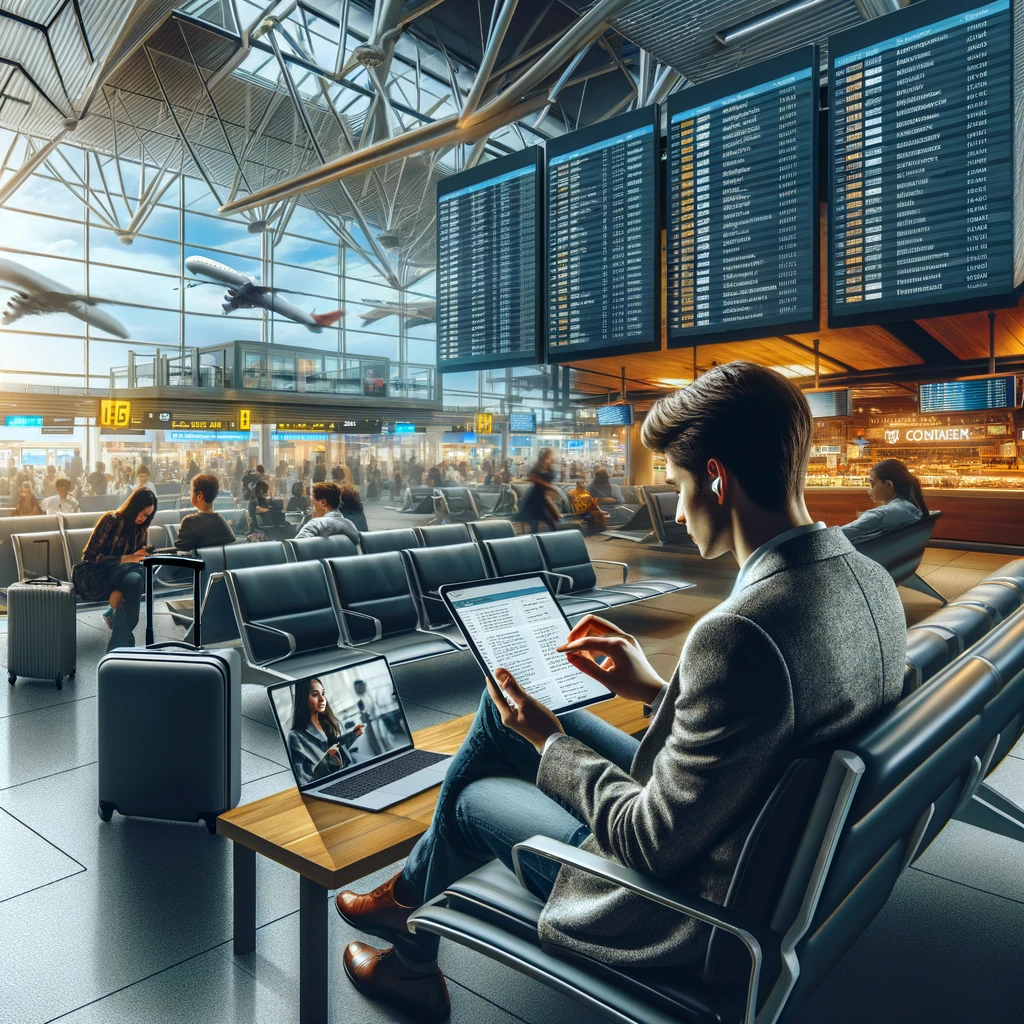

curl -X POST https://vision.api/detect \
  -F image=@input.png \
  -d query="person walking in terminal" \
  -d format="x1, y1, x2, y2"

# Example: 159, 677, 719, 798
175, 474, 235, 551
13, 480, 43, 516
335, 362, 908, 1023
73, 488, 157, 652
293, 482, 361, 543
841, 458, 927, 544
519, 446, 560, 533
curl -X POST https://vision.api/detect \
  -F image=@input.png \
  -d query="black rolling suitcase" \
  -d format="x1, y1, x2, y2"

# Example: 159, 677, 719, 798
7, 538, 76, 689
97, 555, 241, 833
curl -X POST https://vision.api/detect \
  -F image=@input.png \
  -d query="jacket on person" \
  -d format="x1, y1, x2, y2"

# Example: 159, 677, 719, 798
293, 508, 360, 544
73, 512, 149, 601
840, 496, 922, 544
535, 526, 906, 966
175, 511, 236, 551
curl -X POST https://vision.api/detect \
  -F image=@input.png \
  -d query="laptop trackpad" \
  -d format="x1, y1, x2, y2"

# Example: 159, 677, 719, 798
381, 761, 451, 798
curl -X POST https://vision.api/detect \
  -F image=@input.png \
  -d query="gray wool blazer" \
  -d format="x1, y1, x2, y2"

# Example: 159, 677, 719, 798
535, 526, 907, 967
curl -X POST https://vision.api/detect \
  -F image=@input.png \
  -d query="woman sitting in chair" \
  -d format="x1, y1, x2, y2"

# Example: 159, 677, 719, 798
841, 458, 927, 544
73, 488, 157, 652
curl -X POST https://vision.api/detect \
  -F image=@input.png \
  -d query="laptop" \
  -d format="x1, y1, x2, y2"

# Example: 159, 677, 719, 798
267, 654, 452, 811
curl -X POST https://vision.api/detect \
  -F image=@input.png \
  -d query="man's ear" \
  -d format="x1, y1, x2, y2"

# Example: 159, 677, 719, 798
706, 459, 727, 505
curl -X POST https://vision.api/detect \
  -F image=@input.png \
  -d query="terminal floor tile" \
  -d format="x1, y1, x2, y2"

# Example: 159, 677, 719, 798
1, 519, 1021, 1023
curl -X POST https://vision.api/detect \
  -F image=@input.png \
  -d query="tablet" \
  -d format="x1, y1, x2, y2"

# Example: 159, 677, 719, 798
440, 574, 612, 716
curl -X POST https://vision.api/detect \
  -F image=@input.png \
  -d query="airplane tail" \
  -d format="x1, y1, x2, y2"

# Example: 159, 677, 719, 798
312, 308, 344, 328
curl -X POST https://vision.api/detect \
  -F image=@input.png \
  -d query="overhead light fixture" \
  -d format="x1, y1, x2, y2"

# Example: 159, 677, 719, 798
353, 44, 386, 68
715, 0, 832, 45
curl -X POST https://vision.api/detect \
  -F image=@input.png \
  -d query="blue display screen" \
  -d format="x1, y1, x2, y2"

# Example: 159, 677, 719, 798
596, 404, 633, 426
918, 376, 1017, 413
509, 412, 536, 433
5, 416, 43, 427
392, 422, 417, 434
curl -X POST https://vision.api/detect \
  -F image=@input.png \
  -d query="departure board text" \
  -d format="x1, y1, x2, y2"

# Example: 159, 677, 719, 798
829, 0, 1015, 323
436, 150, 541, 372
546, 109, 659, 360
668, 50, 818, 343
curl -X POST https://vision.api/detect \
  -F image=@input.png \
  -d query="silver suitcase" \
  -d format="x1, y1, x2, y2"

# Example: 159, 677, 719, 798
7, 539, 77, 689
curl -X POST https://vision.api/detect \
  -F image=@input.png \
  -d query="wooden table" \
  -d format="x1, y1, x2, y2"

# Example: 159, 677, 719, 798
218, 697, 650, 1024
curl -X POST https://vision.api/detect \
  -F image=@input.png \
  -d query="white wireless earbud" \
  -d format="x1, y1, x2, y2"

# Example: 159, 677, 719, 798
711, 477, 722, 497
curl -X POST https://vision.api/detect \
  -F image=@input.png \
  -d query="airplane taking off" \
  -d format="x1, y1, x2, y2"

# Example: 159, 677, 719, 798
184, 255, 343, 333
0, 258, 130, 338
359, 299, 436, 330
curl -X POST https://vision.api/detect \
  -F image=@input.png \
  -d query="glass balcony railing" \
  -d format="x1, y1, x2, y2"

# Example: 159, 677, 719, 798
111, 354, 436, 402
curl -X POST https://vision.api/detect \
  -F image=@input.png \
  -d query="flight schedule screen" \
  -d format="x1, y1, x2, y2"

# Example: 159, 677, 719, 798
436, 148, 542, 373
545, 107, 660, 361
667, 47, 819, 344
829, 0, 1018, 326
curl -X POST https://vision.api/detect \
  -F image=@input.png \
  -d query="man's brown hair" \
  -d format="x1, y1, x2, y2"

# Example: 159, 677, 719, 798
641, 361, 812, 511
312, 481, 341, 509
191, 474, 220, 503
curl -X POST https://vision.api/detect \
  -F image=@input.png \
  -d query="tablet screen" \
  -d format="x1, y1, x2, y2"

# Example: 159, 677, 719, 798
444, 576, 611, 715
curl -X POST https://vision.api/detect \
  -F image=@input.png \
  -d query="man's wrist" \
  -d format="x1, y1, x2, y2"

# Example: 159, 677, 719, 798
541, 732, 569, 756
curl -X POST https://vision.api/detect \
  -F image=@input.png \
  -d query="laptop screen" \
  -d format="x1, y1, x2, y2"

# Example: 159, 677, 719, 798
268, 657, 412, 790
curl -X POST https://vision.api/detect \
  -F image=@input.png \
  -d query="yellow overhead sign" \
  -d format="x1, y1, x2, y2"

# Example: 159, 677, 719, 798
99, 399, 131, 428
476, 412, 493, 433
239, 409, 251, 431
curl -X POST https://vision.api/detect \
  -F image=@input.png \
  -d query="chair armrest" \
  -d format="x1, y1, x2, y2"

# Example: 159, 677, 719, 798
338, 607, 384, 643
415, 627, 464, 650
590, 558, 629, 585
243, 621, 297, 666
542, 570, 574, 595
512, 835, 765, 1024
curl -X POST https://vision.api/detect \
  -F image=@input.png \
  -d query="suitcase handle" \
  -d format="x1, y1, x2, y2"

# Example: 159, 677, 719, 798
142, 555, 204, 649
25, 538, 60, 584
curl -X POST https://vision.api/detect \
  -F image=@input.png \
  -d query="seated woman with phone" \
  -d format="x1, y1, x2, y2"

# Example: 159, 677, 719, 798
72, 488, 157, 652
287, 677, 364, 785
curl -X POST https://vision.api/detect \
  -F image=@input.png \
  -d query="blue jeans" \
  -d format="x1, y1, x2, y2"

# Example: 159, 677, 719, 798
396, 691, 640, 964
106, 562, 144, 652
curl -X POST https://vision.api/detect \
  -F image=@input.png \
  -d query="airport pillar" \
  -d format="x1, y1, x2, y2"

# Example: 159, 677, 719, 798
627, 421, 654, 486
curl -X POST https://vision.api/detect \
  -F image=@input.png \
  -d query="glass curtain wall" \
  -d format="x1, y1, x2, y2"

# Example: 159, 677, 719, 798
0, 132, 424, 389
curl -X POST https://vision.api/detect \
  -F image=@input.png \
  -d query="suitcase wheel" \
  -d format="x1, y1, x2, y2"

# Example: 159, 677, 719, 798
98, 802, 115, 822
55, 674, 63, 691
69, 667, 76, 681
7, 673, 14, 686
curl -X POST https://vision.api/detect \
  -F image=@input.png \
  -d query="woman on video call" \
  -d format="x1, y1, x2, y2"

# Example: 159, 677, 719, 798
287, 678, 360, 785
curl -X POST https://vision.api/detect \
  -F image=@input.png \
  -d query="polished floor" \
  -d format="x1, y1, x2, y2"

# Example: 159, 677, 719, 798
2, 513, 1023, 1023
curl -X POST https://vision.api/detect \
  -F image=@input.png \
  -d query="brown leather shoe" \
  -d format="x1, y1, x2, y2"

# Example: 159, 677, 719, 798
335, 872, 416, 944
343, 941, 450, 1022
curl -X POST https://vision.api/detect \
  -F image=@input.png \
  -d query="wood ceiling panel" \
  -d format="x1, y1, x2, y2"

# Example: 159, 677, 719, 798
919, 302, 1024, 361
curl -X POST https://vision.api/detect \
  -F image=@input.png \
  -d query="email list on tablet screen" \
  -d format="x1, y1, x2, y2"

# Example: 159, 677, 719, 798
444, 577, 611, 715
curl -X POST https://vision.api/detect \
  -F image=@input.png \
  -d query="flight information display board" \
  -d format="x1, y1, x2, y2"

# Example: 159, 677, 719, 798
436, 148, 542, 373
805, 389, 854, 417
545, 106, 661, 362
667, 47, 819, 345
829, 0, 1020, 326
918, 375, 1016, 411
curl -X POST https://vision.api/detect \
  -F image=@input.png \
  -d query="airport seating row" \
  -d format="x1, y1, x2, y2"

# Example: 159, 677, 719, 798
408, 561, 1024, 1024
4, 508, 187, 595
191, 523, 692, 684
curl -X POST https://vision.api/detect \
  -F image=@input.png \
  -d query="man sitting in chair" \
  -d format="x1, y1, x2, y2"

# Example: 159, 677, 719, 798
336, 362, 908, 1022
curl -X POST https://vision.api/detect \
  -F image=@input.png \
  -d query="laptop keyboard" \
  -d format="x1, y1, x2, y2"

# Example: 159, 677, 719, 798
319, 749, 449, 801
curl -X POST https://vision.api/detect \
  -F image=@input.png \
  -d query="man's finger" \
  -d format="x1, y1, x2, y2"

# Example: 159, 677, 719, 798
484, 676, 514, 718
495, 669, 528, 702
560, 636, 627, 654
566, 651, 614, 685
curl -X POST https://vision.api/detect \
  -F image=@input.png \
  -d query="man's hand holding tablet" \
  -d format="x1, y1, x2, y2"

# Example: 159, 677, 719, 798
484, 669, 564, 754
557, 615, 667, 706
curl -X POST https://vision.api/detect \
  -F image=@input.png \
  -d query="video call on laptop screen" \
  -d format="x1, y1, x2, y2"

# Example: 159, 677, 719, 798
269, 659, 411, 789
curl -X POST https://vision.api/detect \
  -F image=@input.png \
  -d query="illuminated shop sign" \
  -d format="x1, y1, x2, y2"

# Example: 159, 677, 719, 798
882, 427, 973, 444
169, 431, 251, 442
171, 418, 237, 430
